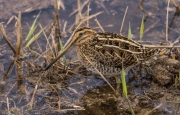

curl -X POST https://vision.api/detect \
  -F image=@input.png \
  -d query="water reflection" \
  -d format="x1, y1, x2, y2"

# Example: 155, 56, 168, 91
0, 0, 180, 115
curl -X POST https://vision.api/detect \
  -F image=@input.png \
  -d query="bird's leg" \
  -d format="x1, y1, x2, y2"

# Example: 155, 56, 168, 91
115, 76, 121, 84
114, 75, 121, 97
114, 76, 121, 91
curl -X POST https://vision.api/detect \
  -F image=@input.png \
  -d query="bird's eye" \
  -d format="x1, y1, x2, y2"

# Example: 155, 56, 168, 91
79, 33, 83, 36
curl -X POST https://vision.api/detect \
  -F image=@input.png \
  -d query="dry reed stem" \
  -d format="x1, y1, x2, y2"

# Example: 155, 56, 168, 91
94, 18, 105, 32
58, 0, 65, 10
170, 0, 178, 8
120, 6, 128, 34
82, 53, 116, 92
6, 97, 9, 114
54, 0, 61, 38
32, 27, 61, 63
143, 45, 180, 48
77, 0, 82, 19
16, 12, 22, 57
145, 103, 163, 115
54, 1, 63, 54
75, 14, 79, 27
51, 24, 58, 56
50, 85, 61, 111
29, 49, 45, 63
138, 0, 149, 16
46, 23, 57, 58
2, 61, 14, 82
144, 19, 160, 34
0, 24, 16, 54
53, 13, 59, 55
35, 32, 43, 53
5, 82, 17, 98
80, 0, 90, 15
166, 0, 170, 42
64, 11, 103, 48
87, 4, 90, 27
55, 65, 80, 75
39, 23, 53, 54
62, 21, 67, 37
94, 0, 109, 14
173, 36, 180, 45
29, 85, 38, 109
6, 15, 16, 25
69, 0, 90, 17
29, 71, 45, 109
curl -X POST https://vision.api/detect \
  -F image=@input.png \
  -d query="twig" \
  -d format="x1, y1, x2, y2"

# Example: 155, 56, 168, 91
170, 0, 178, 8
0, 24, 16, 54
39, 23, 53, 54
16, 12, 22, 57
77, 0, 82, 19
69, 0, 89, 17
29, 85, 38, 109
65, 11, 103, 48
87, 4, 90, 27
94, 18, 105, 32
145, 103, 163, 115
5, 81, 17, 98
144, 45, 180, 48
138, 0, 149, 16
62, 21, 67, 37
29, 71, 45, 109
166, 0, 170, 42
6, 97, 10, 114
144, 19, 160, 34
120, 6, 128, 34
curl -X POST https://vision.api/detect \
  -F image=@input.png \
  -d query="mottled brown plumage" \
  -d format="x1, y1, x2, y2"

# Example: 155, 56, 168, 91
45, 27, 159, 76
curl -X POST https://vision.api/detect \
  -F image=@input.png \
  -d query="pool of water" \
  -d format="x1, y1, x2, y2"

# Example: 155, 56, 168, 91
0, 0, 180, 115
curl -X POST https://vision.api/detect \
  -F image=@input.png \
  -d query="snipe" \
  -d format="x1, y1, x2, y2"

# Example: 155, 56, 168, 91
45, 27, 159, 78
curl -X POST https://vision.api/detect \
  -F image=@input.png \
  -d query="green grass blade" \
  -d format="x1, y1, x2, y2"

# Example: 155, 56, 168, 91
121, 65, 135, 115
25, 11, 41, 41
140, 15, 144, 41
58, 37, 66, 62
121, 65, 127, 97
25, 26, 45, 47
128, 22, 132, 39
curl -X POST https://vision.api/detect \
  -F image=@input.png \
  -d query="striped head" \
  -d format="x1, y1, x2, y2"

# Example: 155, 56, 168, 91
73, 27, 97, 45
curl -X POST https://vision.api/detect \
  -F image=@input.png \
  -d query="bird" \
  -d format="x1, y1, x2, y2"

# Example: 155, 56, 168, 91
45, 26, 160, 83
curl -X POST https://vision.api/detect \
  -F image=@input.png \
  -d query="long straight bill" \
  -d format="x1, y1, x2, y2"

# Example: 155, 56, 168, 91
44, 38, 75, 70
44, 34, 89, 70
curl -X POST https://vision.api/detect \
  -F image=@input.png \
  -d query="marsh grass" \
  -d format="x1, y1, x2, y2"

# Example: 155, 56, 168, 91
25, 26, 45, 47
140, 15, 144, 41
25, 11, 46, 48
1, 0, 180, 115
59, 37, 66, 62
121, 65, 135, 115
128, 22, 132, 39
25, 11, 41, 41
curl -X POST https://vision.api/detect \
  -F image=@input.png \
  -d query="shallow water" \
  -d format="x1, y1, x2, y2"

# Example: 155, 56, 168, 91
0, 0, 180, 115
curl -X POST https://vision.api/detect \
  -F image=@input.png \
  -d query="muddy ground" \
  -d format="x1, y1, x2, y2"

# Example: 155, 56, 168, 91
1, 0, 180, 115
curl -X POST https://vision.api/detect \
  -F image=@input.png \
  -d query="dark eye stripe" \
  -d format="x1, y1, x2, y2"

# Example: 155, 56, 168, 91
75, 27, 91, 33
79, 33, 83, 36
